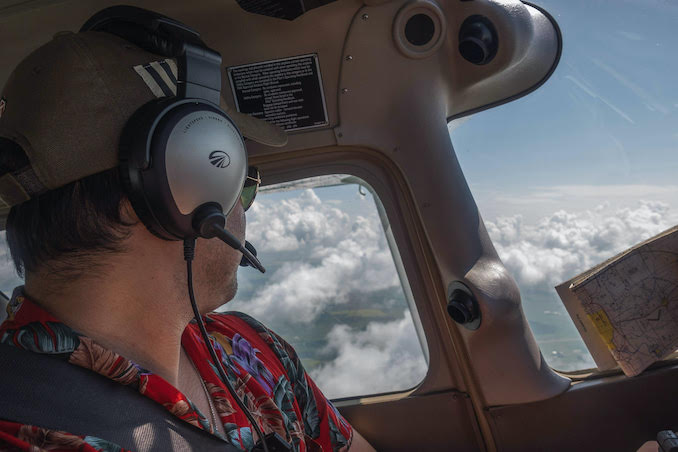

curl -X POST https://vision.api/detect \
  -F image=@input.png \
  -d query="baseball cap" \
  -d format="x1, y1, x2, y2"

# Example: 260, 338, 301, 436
0, 30, 287, 230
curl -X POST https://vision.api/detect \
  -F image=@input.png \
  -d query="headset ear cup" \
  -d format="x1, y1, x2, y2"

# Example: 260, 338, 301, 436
119, 154, 173, 240
119, 99, 248, 241
119, 99, 178, 240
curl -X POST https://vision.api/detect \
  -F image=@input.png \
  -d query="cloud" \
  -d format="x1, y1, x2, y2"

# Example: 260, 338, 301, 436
0, 232, 21, 322
0, 231, 21, 293
231, 189, 400, 323
226, 186, 428, 397
310, 311, 427, 400
470, 184, 678, 224
246, 190, 352, 253
486, 200, 677, 287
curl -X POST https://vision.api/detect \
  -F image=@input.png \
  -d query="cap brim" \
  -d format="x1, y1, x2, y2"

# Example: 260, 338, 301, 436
221, 100, 288, 148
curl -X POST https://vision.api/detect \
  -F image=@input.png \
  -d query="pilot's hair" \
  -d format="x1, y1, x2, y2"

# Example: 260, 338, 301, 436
6, 169, 134, 278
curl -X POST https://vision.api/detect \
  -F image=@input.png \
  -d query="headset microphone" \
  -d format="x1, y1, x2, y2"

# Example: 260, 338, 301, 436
193, 206, 265, 273
239, 241, 259, 268
214, 229, 264, 273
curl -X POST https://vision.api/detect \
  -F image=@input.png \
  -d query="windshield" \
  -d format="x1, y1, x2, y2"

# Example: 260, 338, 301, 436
450, 0, 678, 371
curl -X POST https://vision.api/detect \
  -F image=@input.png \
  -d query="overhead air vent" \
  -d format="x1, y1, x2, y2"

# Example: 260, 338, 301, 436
393, 0, 447, 59
458, 15, 498, 65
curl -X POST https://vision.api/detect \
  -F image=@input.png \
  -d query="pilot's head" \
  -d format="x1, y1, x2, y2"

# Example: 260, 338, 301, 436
0, 29, 279, 309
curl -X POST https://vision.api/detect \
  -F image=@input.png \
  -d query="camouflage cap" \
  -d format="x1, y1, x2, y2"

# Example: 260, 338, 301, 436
0, 30, 287, 230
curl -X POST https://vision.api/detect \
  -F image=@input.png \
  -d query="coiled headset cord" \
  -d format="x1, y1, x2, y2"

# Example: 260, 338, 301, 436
184, 238, 270, 452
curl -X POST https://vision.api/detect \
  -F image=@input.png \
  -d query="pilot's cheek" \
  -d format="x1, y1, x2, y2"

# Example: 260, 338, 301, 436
226, 201, 246, 242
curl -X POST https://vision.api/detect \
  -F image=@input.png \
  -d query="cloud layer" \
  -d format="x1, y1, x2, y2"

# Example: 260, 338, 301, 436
232, 189, 401, 323
486, 200, 677, 287
228, 187, 428, 397
233, 188, 678, 392
310, 311, 427, 400
486, 200, 677, 371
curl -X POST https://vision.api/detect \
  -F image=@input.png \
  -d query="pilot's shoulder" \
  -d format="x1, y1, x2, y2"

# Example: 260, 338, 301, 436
207, 311, 302, 370
205, 310, 272, 337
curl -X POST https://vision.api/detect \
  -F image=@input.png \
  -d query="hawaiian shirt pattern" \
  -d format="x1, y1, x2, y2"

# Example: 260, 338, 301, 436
0, 289, 353, 452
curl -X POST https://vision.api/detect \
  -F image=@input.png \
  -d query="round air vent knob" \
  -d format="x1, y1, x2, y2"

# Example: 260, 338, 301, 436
393, 0, 446, 59
458, 15, 498, 65
447, 282, 481, 330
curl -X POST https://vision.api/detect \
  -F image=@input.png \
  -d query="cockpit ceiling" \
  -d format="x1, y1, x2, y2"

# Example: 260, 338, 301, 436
1, 0, 560, 157
0, 0, 560, 127
0, 0, 339, 20
235, 0, 339, 20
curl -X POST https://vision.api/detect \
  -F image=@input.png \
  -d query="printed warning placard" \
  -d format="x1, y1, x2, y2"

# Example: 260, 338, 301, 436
227, 54, 329, 132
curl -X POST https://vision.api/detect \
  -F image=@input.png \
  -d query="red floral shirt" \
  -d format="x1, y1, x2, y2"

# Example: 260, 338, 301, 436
0, 289, 353, 452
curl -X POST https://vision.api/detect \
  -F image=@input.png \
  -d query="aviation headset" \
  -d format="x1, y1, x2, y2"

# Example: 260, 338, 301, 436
80, 5, 264, 272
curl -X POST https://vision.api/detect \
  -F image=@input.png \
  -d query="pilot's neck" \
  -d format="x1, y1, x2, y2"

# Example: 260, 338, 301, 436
23, 226, 199, 387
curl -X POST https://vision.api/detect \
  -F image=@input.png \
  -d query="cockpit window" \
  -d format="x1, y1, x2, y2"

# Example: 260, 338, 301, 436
450, 0, 678, 371
224, 175, 428, 399
0, 232, 22, 321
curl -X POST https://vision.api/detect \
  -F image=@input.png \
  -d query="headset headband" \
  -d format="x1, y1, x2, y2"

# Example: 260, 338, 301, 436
80, 5, 221, 104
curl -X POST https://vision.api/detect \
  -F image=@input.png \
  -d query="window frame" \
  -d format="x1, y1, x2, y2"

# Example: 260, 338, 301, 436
249, 147, 470, 402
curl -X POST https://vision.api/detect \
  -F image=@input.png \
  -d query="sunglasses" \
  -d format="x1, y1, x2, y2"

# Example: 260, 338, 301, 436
240, 166, 260, 212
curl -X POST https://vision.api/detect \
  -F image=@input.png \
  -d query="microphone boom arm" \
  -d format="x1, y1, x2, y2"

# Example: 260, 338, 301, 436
209, 225, 266, 273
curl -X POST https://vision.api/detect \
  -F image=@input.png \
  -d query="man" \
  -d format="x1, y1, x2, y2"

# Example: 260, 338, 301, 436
0, 16, 374, 452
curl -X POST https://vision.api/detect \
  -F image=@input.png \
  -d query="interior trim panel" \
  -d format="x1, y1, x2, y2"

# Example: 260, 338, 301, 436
339, 389, 485, 451
488, 365, 678, 451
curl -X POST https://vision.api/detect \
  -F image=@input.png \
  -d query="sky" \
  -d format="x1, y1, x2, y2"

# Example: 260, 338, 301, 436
452, 0, 678, 222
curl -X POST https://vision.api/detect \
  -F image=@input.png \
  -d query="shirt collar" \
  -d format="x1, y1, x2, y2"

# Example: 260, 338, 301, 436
3, 286, 62, 327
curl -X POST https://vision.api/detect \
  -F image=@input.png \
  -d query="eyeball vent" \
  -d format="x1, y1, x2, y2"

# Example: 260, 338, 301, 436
458, 15, 499, 65
393, 0, 446, 59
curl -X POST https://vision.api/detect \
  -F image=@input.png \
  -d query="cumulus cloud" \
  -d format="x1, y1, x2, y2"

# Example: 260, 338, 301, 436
232, 189, 400, 323
310, 311, 427, 400
486, 200, 677, 287
471, 184, 678, 223
0, 232, 22, 322
226, 186, 427, 396
246, 190, 353, 252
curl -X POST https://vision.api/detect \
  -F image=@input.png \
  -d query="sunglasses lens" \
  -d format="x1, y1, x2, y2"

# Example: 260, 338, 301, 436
241, 184, 258, 211
241, 167, 260, 211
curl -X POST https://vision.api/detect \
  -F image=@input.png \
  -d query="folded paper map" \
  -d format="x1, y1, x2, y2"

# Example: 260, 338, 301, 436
556, 225, 678, 377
